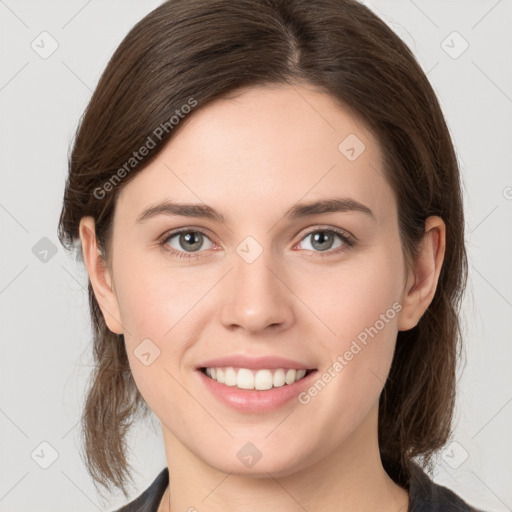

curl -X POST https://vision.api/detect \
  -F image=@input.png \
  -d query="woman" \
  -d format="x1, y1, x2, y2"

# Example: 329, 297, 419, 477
58, 0, 484, 510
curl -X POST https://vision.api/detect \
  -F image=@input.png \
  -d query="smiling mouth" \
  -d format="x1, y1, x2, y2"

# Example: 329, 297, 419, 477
199, 366, 316, 391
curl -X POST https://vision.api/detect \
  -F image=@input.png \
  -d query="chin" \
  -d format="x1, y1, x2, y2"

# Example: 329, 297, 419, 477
202, 446, 312, 478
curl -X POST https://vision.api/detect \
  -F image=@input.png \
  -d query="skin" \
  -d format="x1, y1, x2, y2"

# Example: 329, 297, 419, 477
79, 83, 445, 512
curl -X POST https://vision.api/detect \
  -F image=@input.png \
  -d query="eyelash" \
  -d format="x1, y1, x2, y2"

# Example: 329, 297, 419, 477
158, 226, 356, 261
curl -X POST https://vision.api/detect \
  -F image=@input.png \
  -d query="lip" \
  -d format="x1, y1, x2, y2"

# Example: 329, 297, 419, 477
196, 355, 315, 371
195, 367, 318, 414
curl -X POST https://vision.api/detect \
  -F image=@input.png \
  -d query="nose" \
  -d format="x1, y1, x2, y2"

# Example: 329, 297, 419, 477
218, 244, 295, 334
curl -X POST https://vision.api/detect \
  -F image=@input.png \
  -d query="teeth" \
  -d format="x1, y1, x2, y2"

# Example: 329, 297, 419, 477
225, 367, 237, 386
204, 367, 309, 390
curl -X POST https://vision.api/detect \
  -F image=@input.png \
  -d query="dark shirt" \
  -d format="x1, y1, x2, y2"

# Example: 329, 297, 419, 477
112, 464, 485, 512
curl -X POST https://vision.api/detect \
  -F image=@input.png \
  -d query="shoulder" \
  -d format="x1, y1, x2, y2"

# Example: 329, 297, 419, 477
408, 463, 487, 512
111, 467, 169, 512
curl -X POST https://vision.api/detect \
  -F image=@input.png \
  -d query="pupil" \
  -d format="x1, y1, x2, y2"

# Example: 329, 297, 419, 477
181, 232, 202, 252
312, 231, 333, 251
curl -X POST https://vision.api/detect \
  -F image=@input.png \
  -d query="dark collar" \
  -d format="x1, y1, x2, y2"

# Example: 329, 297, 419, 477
113, 464, 484, 512
407, 462, 483, 512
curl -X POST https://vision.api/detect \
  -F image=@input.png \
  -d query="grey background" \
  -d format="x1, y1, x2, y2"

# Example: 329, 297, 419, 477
1, 1, 511, 511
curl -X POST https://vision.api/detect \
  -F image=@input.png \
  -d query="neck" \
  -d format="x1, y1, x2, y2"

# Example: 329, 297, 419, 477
158, 405, 409, 512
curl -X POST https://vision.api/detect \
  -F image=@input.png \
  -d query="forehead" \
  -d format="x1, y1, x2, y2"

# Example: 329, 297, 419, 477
115, 83, 394, 227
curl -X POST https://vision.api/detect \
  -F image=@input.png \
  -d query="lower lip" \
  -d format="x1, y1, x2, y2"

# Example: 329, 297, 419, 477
196, 369, 318, 413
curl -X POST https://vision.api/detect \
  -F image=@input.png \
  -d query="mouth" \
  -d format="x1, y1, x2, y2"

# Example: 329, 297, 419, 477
196, 365, 319, 413
199, 366, 317, 391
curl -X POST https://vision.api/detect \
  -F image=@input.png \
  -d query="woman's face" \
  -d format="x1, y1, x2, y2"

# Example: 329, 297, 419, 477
89, 83, 419, 476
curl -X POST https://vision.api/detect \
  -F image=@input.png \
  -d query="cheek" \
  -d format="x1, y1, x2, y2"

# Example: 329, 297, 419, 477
112, 256, 215, 405
296, 248, 403, 405
297, 247, 403, 344
113, 251, 207, 341
114, 237, 403, 415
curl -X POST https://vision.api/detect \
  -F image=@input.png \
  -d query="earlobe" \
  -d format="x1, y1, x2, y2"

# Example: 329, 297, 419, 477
78, 216, 124, 335
397, 216, 446, 331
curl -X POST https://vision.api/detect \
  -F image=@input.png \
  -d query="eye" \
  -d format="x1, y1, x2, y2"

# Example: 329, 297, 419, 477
159, 229, 216, 260
159, 226, 355, 260
295, 228, 355, 257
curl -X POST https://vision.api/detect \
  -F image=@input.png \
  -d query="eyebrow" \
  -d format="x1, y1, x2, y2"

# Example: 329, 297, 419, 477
136, 197, 375, 224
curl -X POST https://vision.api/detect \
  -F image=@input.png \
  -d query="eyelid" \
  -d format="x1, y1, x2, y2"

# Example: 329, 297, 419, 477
294, 224, 355, 244
158, 226, 218, 249
159, 224, 355, 243
158, 224, 356, 258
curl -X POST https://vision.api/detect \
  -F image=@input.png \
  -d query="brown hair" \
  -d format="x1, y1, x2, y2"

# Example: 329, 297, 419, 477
58, 0, 468, 499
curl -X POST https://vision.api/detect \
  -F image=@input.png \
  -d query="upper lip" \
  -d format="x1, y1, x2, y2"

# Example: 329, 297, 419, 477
197, 355, 316, 370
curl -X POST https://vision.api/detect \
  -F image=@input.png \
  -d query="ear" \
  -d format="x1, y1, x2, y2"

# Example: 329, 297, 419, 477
79, 216, 124, 335
397, 216, 446, 331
